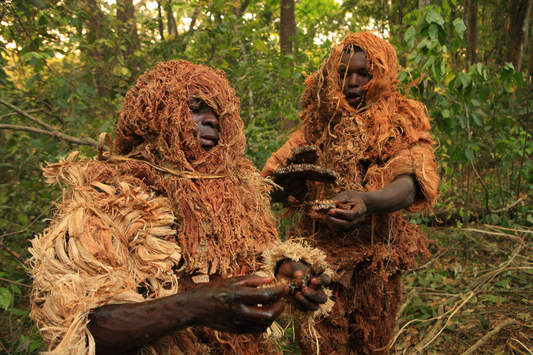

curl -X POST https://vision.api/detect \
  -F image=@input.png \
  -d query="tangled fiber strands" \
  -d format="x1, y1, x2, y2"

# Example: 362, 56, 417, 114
261, 32, 440, 354
112, 60, 278, 279
29, 61, 290, 354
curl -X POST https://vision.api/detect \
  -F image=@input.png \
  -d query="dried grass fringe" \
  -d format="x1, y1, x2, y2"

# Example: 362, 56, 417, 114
260, 240, 335, 347
30, 151, 181, 354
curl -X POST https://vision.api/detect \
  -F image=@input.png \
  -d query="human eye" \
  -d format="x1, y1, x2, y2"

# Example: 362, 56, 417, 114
189, 103, 201, 113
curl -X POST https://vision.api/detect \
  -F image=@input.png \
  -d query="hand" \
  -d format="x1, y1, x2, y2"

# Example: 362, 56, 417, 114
270, 177, 307, 204
275, 260, 331, 312
191, 275, 288, 334
325, 190, 368, 231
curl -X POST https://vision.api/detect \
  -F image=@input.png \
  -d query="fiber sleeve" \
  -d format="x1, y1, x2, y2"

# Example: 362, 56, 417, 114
364, 143, 439, 212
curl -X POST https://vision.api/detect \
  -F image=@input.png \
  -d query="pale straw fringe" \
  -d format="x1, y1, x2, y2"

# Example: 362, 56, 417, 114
30, 152, 182, 354
261, 240, 335, 353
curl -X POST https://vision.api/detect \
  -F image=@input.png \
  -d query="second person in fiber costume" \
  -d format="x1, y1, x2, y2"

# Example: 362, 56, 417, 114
262, 32, 439, 354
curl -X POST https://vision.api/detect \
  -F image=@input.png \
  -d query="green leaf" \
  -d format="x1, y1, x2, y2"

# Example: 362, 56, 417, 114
57, 98, 69, 109
9, 283, 21, 295
495, 279, 510, 288
428, 23, 439, 40
479, 86, 491, 102
405, 27, 416, 48
426, 11, 444, 26
14, 339, 32, 354
0, 287, 12, 310
465, 148, 474, 162
514, 72, 524, 88
8, 308, 29, 316
25, 76, 36, 90
453, 19, 466, 39
518, 313, 530, 320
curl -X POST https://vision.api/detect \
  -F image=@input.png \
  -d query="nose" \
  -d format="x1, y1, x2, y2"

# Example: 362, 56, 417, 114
202, 110, 219, 128
347, 73, 359, 88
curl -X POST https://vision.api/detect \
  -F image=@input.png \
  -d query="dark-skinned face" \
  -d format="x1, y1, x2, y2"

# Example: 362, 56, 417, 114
188, 97, 219, 151
338, 51, 371, 109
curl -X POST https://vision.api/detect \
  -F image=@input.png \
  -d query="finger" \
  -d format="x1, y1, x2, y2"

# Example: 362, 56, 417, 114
240, 299, 285, 324
331, 192, 351, 204
300, 286, 328, 305
292, 291, 319, 312
289, 260, 309, 275
237, 283, 289, 304
309, 274, 331, 288
233, 275, 274, 288
326, 214, 365, 230
327, 208, 358, 221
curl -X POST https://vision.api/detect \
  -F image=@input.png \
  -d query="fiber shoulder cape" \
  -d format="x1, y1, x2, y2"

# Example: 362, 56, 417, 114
29, 61, 283, 355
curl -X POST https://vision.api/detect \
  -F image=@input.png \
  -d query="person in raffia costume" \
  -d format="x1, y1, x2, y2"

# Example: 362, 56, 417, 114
28, 60, 333, 355
262, 32, 440, 354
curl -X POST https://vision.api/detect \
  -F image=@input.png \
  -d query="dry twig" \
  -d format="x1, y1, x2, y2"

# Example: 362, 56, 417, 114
460, 319, 517, 355
408, 304, 444, 355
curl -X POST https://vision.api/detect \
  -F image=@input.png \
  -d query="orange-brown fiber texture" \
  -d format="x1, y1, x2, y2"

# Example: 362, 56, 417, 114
262, 32, 439, 354
29, 60, 279, 355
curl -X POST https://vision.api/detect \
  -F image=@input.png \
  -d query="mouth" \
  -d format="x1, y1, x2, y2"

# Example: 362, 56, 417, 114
199, 135, 218, 149
345, 92, 362, 106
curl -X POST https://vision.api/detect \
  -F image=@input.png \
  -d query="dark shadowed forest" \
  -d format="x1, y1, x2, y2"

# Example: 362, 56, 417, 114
1, 0, 532, 353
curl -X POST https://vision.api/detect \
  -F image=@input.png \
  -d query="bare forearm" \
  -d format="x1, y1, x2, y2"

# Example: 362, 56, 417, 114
361, 175, 417, 214
87, 275, 287, 355
88, 293, 195, 355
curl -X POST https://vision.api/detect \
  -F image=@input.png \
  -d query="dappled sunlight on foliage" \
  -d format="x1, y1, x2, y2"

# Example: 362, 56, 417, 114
1, 0, 531, 353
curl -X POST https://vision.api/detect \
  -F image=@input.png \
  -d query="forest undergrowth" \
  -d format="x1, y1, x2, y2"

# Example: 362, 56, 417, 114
1, 218, 532, 355
278, 224, 533, 355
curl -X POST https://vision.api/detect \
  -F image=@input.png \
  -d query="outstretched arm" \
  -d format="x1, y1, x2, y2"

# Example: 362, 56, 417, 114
326, 175, 417, 231
88, 275, 288, 355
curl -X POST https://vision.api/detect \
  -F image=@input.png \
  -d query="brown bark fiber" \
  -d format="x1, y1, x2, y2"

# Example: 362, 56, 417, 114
262, 32, 439, 354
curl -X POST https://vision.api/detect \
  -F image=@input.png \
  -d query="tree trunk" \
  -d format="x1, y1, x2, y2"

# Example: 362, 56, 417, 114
506, 0, 533, 72
117, 0, 141, 76
466, 0, 478, 68
279, 0, 297, 131
528, 34, 533, 79
157, 1, 165, 41
280, 0, 296, 58
390, 0, 406, 67
234, 0, 251, 18
166, 1, 178, 37
86, 0, 110, 97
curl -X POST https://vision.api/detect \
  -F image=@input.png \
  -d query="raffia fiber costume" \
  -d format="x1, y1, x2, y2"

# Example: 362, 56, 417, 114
262, 32, 439, 354
29, 60, 332, 355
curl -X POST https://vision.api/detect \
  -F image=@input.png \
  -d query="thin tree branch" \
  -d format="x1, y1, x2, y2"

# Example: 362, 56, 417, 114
180, 6, 201, 51
0, 241, 25, 265
460, 319, 517, 355
0, 97, 56, 131
0, 196, 59, 240
0, 109, 40, 120
0, 277, 31, 288
0, 123, 97, 146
